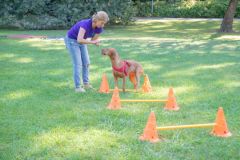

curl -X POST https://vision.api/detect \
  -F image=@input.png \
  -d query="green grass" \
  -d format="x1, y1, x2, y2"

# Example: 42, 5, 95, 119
0, 19, 240, 159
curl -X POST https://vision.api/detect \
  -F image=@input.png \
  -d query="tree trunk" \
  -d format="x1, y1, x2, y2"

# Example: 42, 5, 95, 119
219, 0, 238, 32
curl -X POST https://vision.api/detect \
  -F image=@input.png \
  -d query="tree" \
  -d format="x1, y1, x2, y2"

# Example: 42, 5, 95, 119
165, 0, 176, 3
219, 0, 239, 32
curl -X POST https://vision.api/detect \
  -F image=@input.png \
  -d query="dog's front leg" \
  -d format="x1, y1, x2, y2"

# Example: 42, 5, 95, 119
114, 75, 118, 89
122, 76, 126, 92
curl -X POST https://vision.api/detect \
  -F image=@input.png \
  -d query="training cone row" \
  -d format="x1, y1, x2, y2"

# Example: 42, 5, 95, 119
107, 87, 179, 110
99, 74, 110, 93
139, 111, 161, 143
139, 107, 231, 143
99, 74, 152, 93
211, 107, 232, 137
164, 87, 179, 111
107, 87, 121, 110
142, 74, 152, 93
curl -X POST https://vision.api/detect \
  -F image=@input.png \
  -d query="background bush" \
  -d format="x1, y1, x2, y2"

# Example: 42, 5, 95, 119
0, 0, 136, 29
0, 0, 239, 29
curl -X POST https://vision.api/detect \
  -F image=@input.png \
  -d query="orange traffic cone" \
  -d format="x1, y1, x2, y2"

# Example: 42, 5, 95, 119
211, 107, 232, 137
139, 111, 161, 143
99, 73, 110, 93
164, 88, 179, 111
107, 87, 121, 110
142, 74, 152, 93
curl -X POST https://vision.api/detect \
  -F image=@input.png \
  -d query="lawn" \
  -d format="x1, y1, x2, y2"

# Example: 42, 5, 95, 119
0, 19, 240, 159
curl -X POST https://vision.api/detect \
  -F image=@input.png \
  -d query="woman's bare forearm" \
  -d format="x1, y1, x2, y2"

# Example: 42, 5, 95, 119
77, 38, 95, 44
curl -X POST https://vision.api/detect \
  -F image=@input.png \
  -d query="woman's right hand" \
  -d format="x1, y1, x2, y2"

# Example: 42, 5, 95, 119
91, 39, 100, 46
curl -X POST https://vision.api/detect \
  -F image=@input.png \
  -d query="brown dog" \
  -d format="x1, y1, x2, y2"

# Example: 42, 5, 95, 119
101, 48, 144, 92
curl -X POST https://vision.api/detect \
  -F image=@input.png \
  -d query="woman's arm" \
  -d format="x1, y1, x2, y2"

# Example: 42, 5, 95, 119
91, 34, 100, 46
77, 27, 99, 45
91, 34, 100, 41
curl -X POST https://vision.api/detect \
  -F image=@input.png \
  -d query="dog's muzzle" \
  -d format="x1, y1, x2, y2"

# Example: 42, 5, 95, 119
101, 49, 107, 55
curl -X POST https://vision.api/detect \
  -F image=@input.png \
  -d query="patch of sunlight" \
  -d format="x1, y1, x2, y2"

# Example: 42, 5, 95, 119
164, 68, 196, 77
157, 86, 196, 96
0, 53, 15, 60
135, 85, 196, 100
189, 40, 207, 45
216, 35, 240, 40
90, 73, 106, 83
167, 85, 199, 104
225, 81, 240, 88
5, 90, 32, 100
43, 40, 64, 46
172, 86, 196, 95
150, 25, 173, 29
128, 85, 200, 108
184, 28, 202, 31
136, 19, 183, 24
135, 18, 218, 24
40, 46, 65, 50
44, 38, 64, 42
14, 57, 33, 63
126, 24, 173, 30
19, 38, 45, 44
185, 0, 197, 8
144, 30, 181, 33
156, 29, 178, 32
212, 44, 237, 50
0, 53, 15, 58
54, 82, 69, 88
216, 80, 240, 88
19, 39, 65, 50
196, 63, 235, 70
47, 69, 66, 76
101, 37, 190, 42
141, 63, 162, 72
30, 128, 119, 156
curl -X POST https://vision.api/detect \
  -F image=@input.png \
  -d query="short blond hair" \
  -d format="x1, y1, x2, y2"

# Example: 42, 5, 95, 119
92, 11, 109, 23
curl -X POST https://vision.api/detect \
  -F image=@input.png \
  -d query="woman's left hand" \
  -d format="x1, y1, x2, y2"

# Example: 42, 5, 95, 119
95, 42, 100, 46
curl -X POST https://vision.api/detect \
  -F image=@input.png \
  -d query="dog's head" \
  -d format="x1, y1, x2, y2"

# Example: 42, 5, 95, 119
101, 48, 118, 59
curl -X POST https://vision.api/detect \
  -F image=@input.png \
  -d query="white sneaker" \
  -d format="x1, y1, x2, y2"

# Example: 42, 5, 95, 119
75, 87, 86, 93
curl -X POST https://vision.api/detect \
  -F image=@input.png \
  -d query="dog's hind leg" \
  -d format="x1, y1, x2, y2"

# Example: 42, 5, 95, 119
122, 76, 126, 92
135, 67, 143, 91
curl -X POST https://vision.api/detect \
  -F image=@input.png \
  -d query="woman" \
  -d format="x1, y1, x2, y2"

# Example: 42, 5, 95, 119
64, 11, 109, 93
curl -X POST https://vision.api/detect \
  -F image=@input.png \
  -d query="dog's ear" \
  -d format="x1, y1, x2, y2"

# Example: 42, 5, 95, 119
107, 48, 115, 59
101, 48, 108, 55
109, 48, 115, 52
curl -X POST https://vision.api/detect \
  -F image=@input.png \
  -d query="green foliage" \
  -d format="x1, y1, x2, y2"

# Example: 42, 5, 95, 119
0, 0, 136, 29
135, 0, 239, 18
1, 0, 239, 29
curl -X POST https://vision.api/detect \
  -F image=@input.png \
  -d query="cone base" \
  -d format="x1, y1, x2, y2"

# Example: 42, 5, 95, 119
211, 131, 232, 137
107, 105, 121, 110
142, 89, 152, 93
164, 106, 180, 111
139, 135, 161, 143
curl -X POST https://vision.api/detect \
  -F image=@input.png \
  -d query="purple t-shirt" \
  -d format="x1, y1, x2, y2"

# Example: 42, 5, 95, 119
67, 18, 103, 40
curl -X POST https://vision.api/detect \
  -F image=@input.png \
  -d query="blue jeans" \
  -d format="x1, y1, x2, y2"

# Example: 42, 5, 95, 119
64, 36, 90, 88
